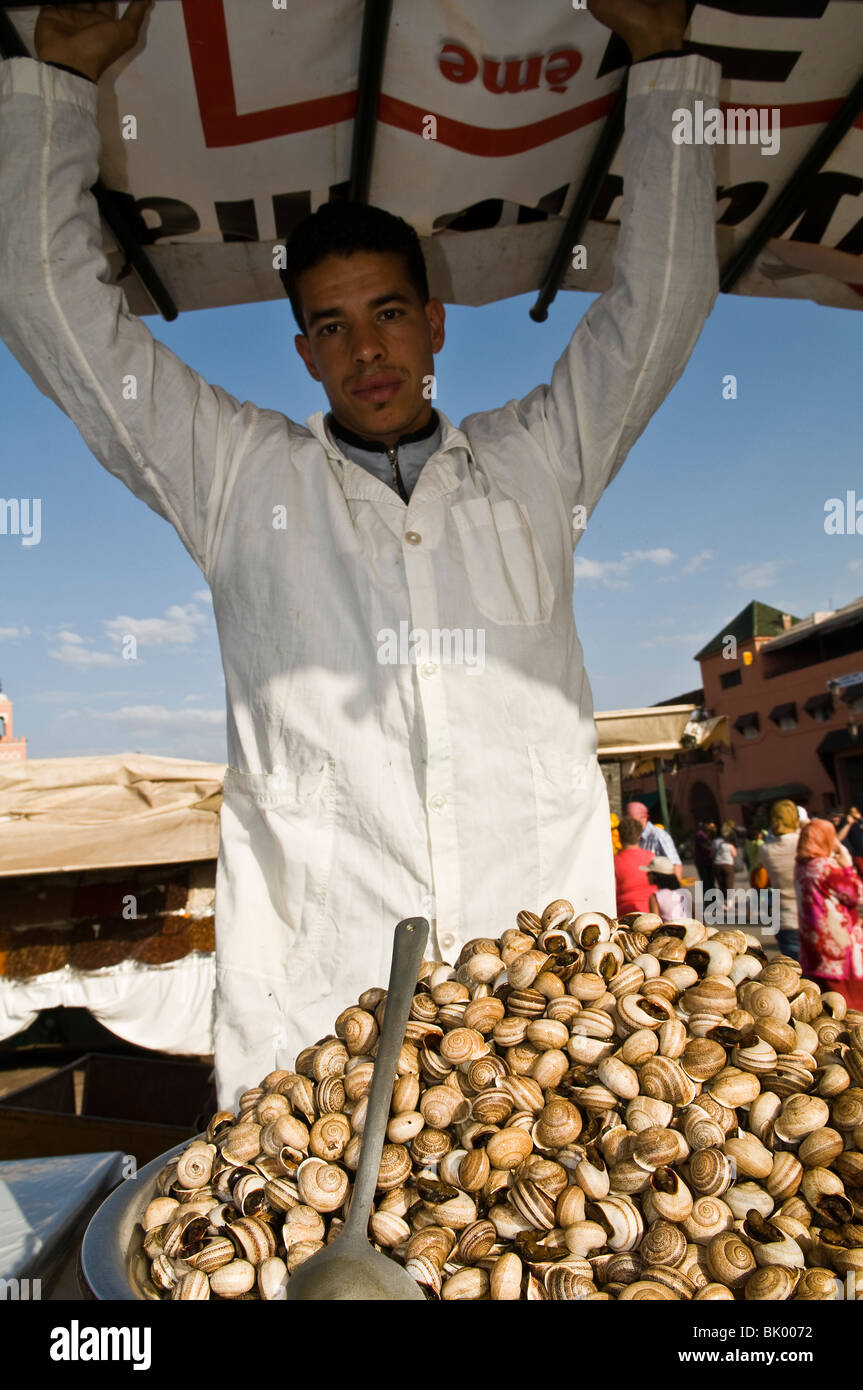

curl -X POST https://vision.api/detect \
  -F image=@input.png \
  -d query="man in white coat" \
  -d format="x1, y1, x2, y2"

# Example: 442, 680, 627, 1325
0, 1, 720, 1105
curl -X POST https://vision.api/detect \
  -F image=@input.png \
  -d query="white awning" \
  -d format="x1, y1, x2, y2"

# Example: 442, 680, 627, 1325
0, 754, 225, 876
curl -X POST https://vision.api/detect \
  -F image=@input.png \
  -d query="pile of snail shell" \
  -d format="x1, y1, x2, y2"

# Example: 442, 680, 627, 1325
137, 903, 863, 1301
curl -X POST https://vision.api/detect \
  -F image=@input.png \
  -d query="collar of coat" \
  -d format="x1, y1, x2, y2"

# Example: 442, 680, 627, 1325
306, 409, 473, 504
326, 409, 440, 453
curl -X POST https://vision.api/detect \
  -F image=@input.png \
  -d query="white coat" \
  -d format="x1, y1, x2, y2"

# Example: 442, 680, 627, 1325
0, 54, 720, 1106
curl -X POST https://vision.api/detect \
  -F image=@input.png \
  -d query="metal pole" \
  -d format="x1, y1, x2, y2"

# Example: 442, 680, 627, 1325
654, 757, 670, 829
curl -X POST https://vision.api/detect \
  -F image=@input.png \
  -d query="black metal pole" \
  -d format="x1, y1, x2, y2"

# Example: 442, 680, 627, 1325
0, 5, 178, 319
720, 67, 863, 294
529, 79, 628, 323
348, 0, 393, 204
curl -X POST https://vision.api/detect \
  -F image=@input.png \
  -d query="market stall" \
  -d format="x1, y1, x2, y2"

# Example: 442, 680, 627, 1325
0, 754, 223, 1054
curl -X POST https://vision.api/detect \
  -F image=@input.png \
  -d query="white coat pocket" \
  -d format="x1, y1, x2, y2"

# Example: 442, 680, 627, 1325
452, 496, 554, 625
220, 760, 337, 987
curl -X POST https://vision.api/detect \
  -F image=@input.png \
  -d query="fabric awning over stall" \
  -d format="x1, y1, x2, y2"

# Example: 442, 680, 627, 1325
595, 705, 697, 758
0, 754, 225, 876
3, 1, 862, 320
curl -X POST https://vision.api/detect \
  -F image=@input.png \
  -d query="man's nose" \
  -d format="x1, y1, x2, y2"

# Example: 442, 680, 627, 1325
351, 324, 386, 363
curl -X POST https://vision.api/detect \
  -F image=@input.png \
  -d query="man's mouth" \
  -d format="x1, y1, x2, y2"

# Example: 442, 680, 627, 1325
350, 375, 404, 404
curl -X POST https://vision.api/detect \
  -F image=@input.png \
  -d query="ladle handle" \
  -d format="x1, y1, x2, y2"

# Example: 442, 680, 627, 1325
342, 917, 429, 1239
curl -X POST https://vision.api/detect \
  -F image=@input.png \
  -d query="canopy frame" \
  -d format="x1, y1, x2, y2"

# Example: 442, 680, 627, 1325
0, 4, 178, 320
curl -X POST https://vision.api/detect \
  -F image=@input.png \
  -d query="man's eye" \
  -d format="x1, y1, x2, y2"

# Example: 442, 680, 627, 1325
319, 323, 341, 337
379, 308, 402, 320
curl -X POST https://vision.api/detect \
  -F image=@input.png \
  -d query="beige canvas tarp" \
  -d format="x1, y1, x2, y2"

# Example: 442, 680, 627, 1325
595, 705, 698, 757
5, 1, 863, 317
0, 754, 225, 876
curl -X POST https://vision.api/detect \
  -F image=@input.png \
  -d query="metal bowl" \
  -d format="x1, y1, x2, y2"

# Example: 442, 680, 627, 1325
79, 1140, 189, 1299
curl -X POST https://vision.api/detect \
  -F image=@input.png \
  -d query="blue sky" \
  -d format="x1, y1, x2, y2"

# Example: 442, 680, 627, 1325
1, 282, 862, 762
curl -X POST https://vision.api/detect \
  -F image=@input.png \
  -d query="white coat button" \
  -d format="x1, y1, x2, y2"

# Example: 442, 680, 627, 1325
404, 531, 422, 545
429, 794, 447, 813
440, 932, 456, 950
421, 662, 437, 679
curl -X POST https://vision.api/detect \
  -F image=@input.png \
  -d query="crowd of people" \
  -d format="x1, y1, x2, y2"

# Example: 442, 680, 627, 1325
610, 799, 863, 1009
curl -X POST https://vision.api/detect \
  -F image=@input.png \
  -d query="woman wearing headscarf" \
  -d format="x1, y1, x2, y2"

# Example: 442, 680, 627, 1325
759, 800, 801, 960
794, 819, 863, 1009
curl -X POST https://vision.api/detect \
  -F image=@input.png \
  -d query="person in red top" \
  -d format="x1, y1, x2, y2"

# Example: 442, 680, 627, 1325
614, 816, 655, 915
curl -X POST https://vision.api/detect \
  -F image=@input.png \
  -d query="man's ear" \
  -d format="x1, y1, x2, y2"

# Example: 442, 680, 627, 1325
295, 334, 321, 382
425, 298, 446, 354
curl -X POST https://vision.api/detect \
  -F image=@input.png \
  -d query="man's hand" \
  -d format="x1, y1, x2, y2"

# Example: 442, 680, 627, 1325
35, 1, 151, 84
587, 0, 687, 63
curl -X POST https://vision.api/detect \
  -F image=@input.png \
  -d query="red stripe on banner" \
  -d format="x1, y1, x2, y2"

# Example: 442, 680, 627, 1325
181, 2, 863, 151
378, 93, 617, 157
182, 0, 355, 146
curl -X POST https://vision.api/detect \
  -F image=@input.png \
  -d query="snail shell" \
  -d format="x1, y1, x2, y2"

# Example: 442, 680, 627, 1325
724, 1182, 775, 1221
597, 1056, 640, 1100
681, 1195, 734, 1245
766, 1151, 803, 1200
643, 1167, 693, 1224
626, 1095, 674, 1133
687, 1148, 734, 1197
640, 1219, 687, 1268
640, 1057, 698, 1106
545, 1266, 596, 1300
257, 1255, 288, 1300
533, 1097, 582, 1149
705, 1230, 756, 1289
588, 1196, 644, 1251
255, 1091, 291, 1127
386, 1110, 424, 1144
693, 1282, 735, 1300
617, 1029, 659, 1067
296, 1157, 348, 1213
744, 1265, 797, 1301
309, 1112, 352, 1161
314, 1076, 347, 1116
490, 1250, 523, 1300
708, 1067, 762, 1108
171, 1270, 210, 1300
793, 1267, 842, 1300
220, 1122, 262, 1166
420, 1085, 471, 1129
457, 1219, 496, 1264
748, 1089, 782, 1143
210, 1258, 256, 1298
773, 1093, 830, 1143
723, 1132, 773, 1181
617, 1279, 680, 1300
143, 1197, 179, 1231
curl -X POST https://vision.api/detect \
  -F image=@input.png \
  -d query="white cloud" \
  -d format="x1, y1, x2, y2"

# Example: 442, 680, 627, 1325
49, 631, 121, 667
625, 548, 675, 567
849, 558, 863, 576
94, 704, 223, 729
193, 588, 213, 606
682, 550, 713, 576
637, 632, 708, 649
734, 560, 780, 589
573, 548, 677, 589
0, 625, 31, 641
103, 602, 209, 648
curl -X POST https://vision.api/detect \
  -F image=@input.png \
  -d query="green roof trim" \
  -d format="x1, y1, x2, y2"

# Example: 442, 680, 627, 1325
695, 601, 801, 662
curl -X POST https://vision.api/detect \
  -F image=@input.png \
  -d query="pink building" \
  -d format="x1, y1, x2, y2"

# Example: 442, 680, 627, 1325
0, 687, 27, 763
624, 597, 863, 834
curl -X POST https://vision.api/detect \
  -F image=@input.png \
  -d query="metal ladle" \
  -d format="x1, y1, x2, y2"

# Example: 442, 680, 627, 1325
285, 916, 429, 1300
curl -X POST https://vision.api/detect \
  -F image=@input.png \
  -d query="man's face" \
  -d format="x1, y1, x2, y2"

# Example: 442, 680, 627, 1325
294, 251, 445, 448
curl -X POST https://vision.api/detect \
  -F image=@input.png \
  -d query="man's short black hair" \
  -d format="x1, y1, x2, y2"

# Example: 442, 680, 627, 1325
281, 201, 430, 334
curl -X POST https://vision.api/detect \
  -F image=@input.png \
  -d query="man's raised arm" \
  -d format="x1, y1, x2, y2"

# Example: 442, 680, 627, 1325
518, 1, 720, 521
0, 3, 247, 575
